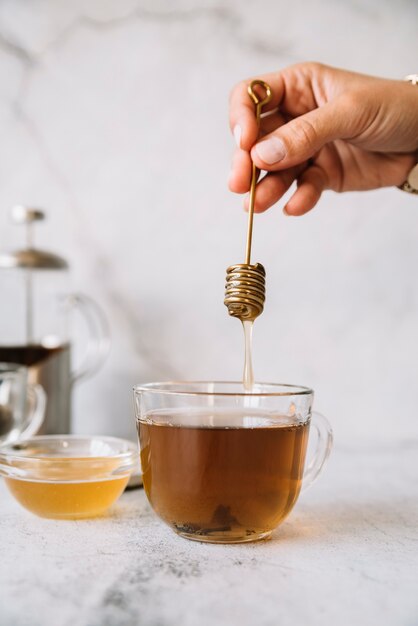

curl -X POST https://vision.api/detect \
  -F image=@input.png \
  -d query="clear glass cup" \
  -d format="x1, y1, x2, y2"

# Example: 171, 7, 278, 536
134, 381, 333, 544
0, 362, 46, 444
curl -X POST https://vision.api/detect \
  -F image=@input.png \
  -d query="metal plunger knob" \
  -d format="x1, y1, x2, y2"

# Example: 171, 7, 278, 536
224, 80, 272, 322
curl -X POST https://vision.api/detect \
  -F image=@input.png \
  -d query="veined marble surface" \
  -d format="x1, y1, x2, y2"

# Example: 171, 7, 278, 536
1, 440, 417, 626
0, 0, 417, 442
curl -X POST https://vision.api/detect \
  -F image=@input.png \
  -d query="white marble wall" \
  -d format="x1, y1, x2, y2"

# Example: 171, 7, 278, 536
0, 0, 417, 443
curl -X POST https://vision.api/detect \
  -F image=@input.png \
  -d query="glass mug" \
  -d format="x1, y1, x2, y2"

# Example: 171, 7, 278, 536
0, 363, 46, 444
134, 382, 333, 544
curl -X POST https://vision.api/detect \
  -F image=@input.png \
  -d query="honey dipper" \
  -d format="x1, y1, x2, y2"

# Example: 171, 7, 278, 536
224, 80, 272, 321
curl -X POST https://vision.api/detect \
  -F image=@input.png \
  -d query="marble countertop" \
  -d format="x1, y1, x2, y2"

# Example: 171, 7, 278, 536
1, 440, 417, 626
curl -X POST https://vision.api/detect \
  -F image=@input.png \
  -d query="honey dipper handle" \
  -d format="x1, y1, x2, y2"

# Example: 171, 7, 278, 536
245, 81, 272, 265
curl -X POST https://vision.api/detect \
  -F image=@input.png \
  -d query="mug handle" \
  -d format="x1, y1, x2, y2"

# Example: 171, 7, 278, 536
302, 411, 333, 491
21, 384, 47, 439
62, 293, 111, 386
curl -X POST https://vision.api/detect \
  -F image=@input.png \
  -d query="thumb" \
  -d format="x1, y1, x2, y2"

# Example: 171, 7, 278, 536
251, 98, 354, 170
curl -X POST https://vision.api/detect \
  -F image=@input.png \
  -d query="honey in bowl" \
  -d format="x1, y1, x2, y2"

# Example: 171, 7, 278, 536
0, 436, 138, 519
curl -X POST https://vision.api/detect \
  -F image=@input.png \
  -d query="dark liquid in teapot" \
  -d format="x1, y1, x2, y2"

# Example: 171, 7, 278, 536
0, 344, 67, 367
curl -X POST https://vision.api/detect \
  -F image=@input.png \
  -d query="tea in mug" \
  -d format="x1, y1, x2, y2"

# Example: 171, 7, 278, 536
138, 408, 309, 542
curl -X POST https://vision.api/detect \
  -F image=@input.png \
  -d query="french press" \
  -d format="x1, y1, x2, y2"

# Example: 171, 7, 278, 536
0, 206, 110, 434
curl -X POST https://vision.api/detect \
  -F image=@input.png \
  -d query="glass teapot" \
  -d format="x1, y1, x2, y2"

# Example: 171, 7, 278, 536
0, 206, 110, 434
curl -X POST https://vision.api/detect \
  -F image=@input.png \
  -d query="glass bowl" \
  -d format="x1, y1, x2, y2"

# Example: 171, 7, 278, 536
0, 435, 138, 519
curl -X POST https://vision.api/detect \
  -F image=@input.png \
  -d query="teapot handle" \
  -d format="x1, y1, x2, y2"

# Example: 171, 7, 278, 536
64, 293, 110, 385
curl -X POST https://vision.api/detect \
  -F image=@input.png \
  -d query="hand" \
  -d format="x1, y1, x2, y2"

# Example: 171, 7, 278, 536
228, 63, 418, 216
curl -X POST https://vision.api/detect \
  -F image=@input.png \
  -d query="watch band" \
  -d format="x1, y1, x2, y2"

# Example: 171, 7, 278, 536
404, 74, 418, 86
400, 176, 418, 194
398, 74, 418, 194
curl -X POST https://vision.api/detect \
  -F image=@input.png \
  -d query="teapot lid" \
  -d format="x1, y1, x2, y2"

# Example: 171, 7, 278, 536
0, 206, 68, 270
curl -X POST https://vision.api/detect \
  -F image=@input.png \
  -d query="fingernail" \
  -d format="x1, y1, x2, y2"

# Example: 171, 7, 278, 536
233, 124, 242, 148
255, 137, 286, 164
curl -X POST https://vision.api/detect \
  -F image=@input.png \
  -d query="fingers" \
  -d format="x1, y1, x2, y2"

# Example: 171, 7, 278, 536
243, 168, 300, 213
229, 62, 331, 150
284, 165, 328, 216
251, 99, 355, 171
229, 111, 288, 194
233, 160, 329, 216
228, 149, 252, 193
229, 72, 285, 150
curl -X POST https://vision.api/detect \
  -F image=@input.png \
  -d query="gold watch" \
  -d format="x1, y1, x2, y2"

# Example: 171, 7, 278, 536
398, 74, 418, 194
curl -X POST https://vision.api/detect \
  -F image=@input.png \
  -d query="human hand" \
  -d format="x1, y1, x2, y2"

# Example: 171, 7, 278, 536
228, 63, 418, 216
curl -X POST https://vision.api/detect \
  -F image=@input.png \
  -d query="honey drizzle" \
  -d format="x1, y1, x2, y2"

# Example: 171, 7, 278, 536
242, 320, 254, 391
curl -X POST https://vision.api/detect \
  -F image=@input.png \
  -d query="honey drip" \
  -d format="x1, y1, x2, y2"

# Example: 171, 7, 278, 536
242, 320, 254, 391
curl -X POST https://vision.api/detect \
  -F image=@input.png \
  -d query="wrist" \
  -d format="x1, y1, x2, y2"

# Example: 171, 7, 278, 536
398, 75, 418, 194
404, 75, 418, 151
